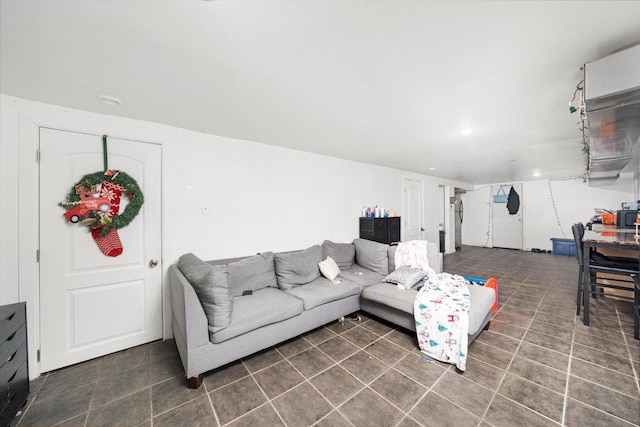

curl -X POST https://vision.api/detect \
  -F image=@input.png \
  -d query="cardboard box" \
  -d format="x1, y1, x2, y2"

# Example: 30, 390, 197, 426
594, 272, 635, 299
592, 247, 638, 299
596, 248, 639, 259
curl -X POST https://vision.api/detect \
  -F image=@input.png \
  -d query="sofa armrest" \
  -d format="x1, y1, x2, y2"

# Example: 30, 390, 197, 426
169, 264, 210, 350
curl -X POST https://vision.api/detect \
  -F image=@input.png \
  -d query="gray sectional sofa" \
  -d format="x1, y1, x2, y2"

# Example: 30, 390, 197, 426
169, 238, 496, 388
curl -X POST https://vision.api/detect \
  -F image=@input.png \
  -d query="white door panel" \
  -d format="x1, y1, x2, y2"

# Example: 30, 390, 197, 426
39, 128, 162, 372
491, 183, 523, 250
403, 178, 424, 241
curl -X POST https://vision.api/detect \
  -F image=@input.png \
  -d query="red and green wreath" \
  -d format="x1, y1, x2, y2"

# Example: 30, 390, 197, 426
59, 169, 144, 257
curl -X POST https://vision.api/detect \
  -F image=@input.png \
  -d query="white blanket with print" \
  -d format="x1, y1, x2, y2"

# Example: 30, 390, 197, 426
414, 273, 470, 371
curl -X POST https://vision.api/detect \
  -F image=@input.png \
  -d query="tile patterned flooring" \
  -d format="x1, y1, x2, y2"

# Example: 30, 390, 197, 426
14, 246, 640, 426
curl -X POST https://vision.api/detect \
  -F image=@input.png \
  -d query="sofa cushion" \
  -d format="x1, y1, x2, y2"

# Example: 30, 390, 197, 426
353, 238, 389, 276
274, 245, 323, 290
361, 282, 416, 314
285, 276, 360, 310
210, 287, 304, 343
339, 264, 385, 291
228, 252, 277, 297
383, 266, 428, 289
319, 256, 341, 281
321, 240, 355, 269
388, 246, 397, 272
178, 253, 233, 330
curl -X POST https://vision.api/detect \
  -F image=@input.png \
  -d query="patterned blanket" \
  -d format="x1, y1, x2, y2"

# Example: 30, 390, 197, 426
414, 273, 470, 371
394, 240, 436, 278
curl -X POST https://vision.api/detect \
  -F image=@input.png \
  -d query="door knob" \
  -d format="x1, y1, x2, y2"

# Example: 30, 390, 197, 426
149, 259, 159, 268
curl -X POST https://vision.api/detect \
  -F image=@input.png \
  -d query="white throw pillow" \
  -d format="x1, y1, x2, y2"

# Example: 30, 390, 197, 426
319, 256, 341, 281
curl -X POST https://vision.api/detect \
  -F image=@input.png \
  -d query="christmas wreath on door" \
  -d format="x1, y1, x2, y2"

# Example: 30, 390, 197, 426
59, 169, 144, 257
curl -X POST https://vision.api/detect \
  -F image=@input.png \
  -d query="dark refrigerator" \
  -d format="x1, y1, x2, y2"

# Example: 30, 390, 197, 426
454, 194, 463, 249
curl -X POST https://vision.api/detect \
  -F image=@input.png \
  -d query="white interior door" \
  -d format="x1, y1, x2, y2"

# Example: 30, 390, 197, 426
403, 178, 424, 241
491, 183, 523, 249
39, 128, 162, 372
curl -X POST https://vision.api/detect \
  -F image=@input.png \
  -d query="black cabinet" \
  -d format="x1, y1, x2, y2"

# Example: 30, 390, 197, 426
359, 217, 401, 244
1, 302, 29, 427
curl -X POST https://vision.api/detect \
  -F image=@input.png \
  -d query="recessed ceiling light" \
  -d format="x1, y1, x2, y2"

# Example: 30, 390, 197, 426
458, 129, 473, 135
98, 95, 122, 106
533, 170, 541, 177
429, 167, 436, 171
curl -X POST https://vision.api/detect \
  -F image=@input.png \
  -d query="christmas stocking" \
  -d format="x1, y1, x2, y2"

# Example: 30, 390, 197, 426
91, 228, 123, 257
92, 180, 126, 257
100, 180, 125, 216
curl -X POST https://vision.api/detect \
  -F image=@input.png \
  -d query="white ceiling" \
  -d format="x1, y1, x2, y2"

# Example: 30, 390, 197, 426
2, 1, 640, 185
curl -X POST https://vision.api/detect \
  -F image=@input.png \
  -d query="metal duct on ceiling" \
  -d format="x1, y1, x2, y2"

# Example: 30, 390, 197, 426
584, 44, 640, 186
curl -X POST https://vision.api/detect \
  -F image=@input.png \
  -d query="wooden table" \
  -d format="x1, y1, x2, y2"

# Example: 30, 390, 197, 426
581, 226, 639, 327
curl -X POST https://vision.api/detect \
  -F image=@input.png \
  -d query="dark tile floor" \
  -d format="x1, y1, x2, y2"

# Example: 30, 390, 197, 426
14, 246, 640, 426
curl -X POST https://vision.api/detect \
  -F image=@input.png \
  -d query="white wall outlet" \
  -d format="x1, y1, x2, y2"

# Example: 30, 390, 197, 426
202, 203, 209, 215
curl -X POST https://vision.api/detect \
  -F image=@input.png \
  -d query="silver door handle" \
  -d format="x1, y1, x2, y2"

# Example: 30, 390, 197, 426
149, 259, 158, 268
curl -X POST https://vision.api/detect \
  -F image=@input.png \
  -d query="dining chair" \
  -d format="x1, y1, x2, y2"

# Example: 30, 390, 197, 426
632, 272, 639, 340
572, 223, 587, 315
572, 223, 639, 321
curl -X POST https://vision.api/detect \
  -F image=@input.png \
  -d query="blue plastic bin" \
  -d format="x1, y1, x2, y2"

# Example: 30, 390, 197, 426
551, 238, 576, 257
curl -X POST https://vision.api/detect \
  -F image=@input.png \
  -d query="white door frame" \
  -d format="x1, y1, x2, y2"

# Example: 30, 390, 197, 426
17, 114, 165, 378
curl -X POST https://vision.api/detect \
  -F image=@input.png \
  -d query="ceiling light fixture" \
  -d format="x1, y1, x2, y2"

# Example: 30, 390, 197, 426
98, 95, 122, 106
458, 129, 473, 135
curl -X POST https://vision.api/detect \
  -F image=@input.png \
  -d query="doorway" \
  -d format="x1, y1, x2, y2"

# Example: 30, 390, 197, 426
403, 177, 425, 241
39, 128, 162, 372
491, 183, 523, 250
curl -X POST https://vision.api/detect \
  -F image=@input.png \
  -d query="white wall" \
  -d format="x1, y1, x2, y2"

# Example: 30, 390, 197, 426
0, 95, 464, 377
461, 179, 636, 251
2, 95, 636, 378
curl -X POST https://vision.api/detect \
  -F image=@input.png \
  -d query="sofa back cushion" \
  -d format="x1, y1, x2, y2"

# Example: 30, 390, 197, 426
353, 238, 389, 276
178, 253, 233, 330
228, 252, 278, 297
274, 245, 323, 290
321, 240, 355, 269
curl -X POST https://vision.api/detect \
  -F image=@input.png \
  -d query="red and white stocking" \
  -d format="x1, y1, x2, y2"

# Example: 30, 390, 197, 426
92, 180, 126, 257
100, 180, 124, 216
91, 228, 123, 257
